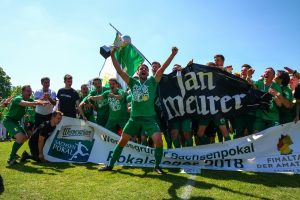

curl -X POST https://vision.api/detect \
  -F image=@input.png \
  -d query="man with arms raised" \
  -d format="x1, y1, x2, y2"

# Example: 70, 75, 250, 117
99, 46, 178, 174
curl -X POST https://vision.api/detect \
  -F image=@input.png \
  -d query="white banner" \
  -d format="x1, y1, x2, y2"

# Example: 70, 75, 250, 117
44, 117, 300, 174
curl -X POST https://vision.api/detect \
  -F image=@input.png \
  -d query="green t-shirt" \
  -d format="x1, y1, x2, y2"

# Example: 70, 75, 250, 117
86, 87, 109, 116
24, 106, 35, 123
254, 80, 281, 121
102, 89, 129, 120
278, 86, 293, 123
5, 96, 34, 121
128, 76, 157, 118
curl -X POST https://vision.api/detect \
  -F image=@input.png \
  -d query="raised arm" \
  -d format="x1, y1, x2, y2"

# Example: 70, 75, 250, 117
155, 47, 178, 82
284, 66, 300, 79
19, 99, 48, 107
88, 95, 103, 101
108, 92, 122, 100
246, 68, 257, 88
0, 96, 13, 107
111, 48, 130, 84
78, 101, 87, 121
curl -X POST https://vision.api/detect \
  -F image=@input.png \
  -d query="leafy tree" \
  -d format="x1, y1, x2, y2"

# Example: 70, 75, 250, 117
0, 67, 12, 98
10, 86, 22, 97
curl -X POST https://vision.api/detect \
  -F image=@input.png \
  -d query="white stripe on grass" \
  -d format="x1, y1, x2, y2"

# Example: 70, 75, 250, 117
180, 175, 196, 200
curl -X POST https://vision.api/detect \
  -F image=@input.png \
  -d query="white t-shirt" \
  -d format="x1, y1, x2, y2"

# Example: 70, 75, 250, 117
34, 89, 57, 115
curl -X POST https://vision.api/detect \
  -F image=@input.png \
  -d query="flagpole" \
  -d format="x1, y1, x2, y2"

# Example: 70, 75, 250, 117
98, 57, 107, 77
109, 23, 152, 65
132, 45, 151, 65
109, 23, 122, 35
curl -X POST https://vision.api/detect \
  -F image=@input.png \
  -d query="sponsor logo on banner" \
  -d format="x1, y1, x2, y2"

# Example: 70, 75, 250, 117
277, 135, 293, 155
48, 125, 95, 162
256, 134, 299, 173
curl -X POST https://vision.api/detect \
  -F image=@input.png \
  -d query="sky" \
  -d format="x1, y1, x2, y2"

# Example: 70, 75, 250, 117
1, 0, 300, 92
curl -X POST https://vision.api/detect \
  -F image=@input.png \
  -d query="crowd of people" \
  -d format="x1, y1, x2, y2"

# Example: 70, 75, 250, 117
0, 48, 300, 174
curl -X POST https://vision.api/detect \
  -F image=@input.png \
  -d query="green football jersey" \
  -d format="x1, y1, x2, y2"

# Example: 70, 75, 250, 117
86, 87, 109, 115
128, 76, 157, 118
5, 96, 34, 121
102, 89, 129, 120
278, 86, 293, 123
254, 80, 281, 121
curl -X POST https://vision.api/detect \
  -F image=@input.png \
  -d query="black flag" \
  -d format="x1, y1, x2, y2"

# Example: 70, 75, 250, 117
158, 64, 272, 122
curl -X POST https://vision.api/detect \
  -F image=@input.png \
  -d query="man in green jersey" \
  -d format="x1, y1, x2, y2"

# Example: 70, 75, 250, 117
253, 67, 282, 132
89, 78, 129, 133
78, 84, 95, 122
79, 77, 109, 126
274, 70, 293, 124
99, 46, 178, 174
84, 78, 110, 126
3, 85, 47, 165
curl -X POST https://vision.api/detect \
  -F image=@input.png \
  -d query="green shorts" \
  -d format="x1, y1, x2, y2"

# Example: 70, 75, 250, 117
253, 117, 279, 132
96, 114, 108, 126
105, 119, 128, 132
234, 114, 256, 138
198, 118, 226, 126
3, 118, 26, 137
169, 119, 192, 132
123, 117, 160, 138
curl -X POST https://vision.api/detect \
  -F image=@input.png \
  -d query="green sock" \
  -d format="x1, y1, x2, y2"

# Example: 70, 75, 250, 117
172, 138, 181, 148
154, 147, 163, 168
108, 145, 124, 167
225, 136, 231, 141
9, 142, 23, 161
185, 138, 193, 147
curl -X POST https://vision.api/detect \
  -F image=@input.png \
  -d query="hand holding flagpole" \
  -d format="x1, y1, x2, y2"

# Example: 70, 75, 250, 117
109, 23, 151, 65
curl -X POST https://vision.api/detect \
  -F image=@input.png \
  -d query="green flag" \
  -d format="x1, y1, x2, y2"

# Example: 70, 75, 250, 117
114, 34, 145, 77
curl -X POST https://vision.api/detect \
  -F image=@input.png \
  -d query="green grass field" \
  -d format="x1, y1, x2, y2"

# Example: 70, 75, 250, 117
1, 141, 300, 200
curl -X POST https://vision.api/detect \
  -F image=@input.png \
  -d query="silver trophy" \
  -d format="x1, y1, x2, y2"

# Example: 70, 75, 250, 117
100, 35, 131, 59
